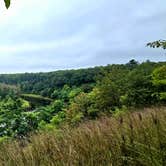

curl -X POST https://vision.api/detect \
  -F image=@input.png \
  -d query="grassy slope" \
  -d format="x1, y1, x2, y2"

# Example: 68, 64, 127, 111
0, 107, 165, 166
20, 94, 53, 107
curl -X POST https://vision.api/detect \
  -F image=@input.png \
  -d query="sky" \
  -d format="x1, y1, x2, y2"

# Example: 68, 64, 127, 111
0, 0, 165, 73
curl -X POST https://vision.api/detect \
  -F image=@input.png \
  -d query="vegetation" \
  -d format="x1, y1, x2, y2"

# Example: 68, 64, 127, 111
147, 40, 166, 49
0, 60, 164, 138
1, 1, 166, 164
4, 0, 10, 9
20, 94, 53, 107
0, 68, 100, 97
0, 107, 165, 166
0, 60, 165, 164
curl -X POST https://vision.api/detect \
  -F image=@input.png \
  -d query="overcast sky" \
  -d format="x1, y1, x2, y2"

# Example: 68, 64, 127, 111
0, 0, 165, 73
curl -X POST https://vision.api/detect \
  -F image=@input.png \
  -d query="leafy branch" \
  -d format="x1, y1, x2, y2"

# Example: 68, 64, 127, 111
147, 40, 166, 49
4, 0, 10, 9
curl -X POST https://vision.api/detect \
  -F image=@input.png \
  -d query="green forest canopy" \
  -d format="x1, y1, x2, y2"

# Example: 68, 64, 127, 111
0, 60, 165, 138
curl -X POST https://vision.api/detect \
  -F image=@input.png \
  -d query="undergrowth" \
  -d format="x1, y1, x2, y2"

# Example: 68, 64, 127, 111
0, 107, 165, 166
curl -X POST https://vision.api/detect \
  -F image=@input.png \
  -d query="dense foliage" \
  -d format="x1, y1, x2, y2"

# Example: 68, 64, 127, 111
0, 68, 100, 97
0, 107, 165, 166
0, 60, 165, 138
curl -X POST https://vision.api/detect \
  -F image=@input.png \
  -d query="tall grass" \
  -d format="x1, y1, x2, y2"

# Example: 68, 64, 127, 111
0, 107, 165, 166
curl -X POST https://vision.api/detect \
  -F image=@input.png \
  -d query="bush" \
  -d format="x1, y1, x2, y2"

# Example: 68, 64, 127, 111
51, 111, 66, 126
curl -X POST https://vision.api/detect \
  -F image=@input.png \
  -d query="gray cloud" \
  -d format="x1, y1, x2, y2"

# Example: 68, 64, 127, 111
0, 0, 165, 73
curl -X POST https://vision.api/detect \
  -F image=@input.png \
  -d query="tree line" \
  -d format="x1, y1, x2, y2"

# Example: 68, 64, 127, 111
0, 60, 165, 139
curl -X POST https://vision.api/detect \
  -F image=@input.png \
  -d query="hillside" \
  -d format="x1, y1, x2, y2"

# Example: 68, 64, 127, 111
0, 60, 165, 138
0, 60, 165, 98
0, 60, 164, 165
1, 0, 166, 165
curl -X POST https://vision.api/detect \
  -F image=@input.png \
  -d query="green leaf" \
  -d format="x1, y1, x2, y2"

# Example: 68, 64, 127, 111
4, 0, 10, 9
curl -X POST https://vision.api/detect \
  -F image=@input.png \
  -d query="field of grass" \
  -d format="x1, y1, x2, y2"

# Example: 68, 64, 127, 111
0, 107, 165, 166
20, 94, 53, 107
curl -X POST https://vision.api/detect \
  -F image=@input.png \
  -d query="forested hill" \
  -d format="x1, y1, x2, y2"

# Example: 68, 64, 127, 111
0, 60, 165, 98
0, 67, 103, 97
0, 59, 165, 139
